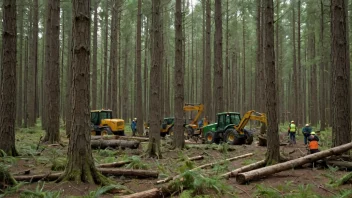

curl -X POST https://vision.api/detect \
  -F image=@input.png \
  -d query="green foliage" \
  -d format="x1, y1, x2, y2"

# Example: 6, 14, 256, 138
177, 160, 195, 174
125, 156, 149, 170
170, 171, 232, 196
0, 150, 17, 164
179, 189, 213, 198
51, 157, 66, 171
333, 189, 352, 198
98, 149, 117, 157
70, 184, 132, 198
216, 143, 229, 153
322, 165, 339, 184
20, 182, 62, 198
254, 184, 281, 198
0, 182, 25, 198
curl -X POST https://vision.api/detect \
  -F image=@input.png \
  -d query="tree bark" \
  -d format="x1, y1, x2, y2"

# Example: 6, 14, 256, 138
204, 0, 212, 121
44, 0, 60, 143
136, 0, 144, 137
91, 0, 98, 110
236, 142, 352, 184
119, 188, 161, 198
264, 0, 279, 164
221, 160, 266, 178
214, 0, 223, 113
58, 0, 108, 185
0, 0, 18, 156
146, 0, 162, 158
331, 0, 351, 146
103, 0, 109, 108
97, 161, 131, 168
319, 0, 326, 131
16, 2, 24, 127
173, 0, 184, 149
91, 139, 140, 149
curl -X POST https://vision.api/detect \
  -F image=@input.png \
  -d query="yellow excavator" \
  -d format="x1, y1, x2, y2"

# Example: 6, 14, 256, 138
90, 109, 125, 136
159, 103, 206, 137
183, 103, 206, 138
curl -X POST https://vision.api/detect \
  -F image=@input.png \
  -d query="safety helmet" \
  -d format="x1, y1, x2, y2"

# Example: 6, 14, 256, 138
311, 131, 316, 135
291, 120, 294, 123
305, 123, 309, 126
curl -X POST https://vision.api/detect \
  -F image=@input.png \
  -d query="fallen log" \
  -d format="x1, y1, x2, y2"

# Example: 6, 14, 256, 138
221, 160, 266, 179
97, 161, 131, 168
14, 172, 62, 182
91, 139, 140, 149
91, 135, 149, 142
188, 155, 204, 161
326, 160, 352, 170
156, 153, 253, 184
119, 188, 162, 198
13, 168, 158, 182
98, 168, 158, 178
236, 142, 352, 184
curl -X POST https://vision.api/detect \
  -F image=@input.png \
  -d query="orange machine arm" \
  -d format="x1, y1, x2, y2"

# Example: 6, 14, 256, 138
235, 110, 267, 132
183, 103, 204, 125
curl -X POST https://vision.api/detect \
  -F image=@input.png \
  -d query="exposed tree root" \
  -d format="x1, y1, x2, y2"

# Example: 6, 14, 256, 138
145, 137, 162, 159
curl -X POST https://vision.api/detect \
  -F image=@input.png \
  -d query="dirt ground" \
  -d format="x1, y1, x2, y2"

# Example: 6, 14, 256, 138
1, 126, 352, 198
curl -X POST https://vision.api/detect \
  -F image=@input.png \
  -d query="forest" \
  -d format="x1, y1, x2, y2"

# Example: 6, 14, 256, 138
0, 0, 352, 197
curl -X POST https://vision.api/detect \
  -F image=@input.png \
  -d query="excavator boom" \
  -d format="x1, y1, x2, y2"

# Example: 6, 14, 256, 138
183, 103, 204, 126
235, 110, 267, 132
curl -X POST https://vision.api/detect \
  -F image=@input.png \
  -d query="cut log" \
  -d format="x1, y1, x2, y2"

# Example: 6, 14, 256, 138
326, 160, 352, 170
91, 139, 140, 149
236, 142, 352, 184
91, 135, 149, 142
156, 153, 253, 184
119, 188, 162, 198
98, 168, 158, 178
188, 155, 204, 161
13, 172, 62, 182
97, 161, 131, 168
221, 160, 266, 179
13, 168, 158, 182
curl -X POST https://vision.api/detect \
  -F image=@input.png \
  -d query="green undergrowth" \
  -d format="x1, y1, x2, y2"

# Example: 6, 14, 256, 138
170, 170, 233, 197
20, 182, 62, 198
69, 184, 132, 198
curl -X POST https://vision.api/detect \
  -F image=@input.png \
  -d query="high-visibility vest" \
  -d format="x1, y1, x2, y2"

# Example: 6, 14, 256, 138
289, 124, 296, 132
309, 140, 319, 150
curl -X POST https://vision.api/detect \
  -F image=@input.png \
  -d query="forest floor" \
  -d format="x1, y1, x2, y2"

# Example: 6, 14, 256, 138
1, 123, 352, 198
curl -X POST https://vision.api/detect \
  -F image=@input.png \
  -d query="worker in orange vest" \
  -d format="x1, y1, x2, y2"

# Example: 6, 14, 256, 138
308, 131, 319, 154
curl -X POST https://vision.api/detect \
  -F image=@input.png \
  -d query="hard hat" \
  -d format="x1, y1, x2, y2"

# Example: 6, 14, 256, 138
311, 131, 316, 135
305, 124, 309, 126
291, 120, 294, 123
134, 118, 137, 120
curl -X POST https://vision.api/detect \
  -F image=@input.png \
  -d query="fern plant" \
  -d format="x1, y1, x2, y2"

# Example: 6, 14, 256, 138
125, 156, 149, 170
20, 182, 61, 198
254, 184, 281, 198
0, 182, 25, 198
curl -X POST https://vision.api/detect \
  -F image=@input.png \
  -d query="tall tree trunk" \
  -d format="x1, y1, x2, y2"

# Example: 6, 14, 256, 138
58, 0, 108, 185
173, 0, 184, 149
44, 0, 60, 143
103, 1, 109, 109
33, 0, 39, 122
91, 0, 98, 110
241, 10, 246, 114
147, 0, 162, 158
0, 0, 18, 156
292, 3, 298, 125
331, 0, 351, 147
65, 17, 73, 137
319, 0, 326, 131
204, 0, 211, 121
136, 0, 144, 136
17, 3, 24, 127
214, 0, 223, 113
264, 0, 279, 164
61, 10, 65, 121
110, 0, 118, 116
297, 0, 302, 126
